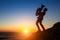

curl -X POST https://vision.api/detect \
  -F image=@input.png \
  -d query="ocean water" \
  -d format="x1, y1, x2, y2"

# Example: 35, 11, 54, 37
0, 32, 29, 40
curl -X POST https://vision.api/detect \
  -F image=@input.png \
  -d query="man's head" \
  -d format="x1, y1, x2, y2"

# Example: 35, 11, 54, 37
43, 8, 47, 12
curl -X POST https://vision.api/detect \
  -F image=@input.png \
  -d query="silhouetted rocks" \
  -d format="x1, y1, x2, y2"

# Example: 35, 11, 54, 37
26, 22, 60, 40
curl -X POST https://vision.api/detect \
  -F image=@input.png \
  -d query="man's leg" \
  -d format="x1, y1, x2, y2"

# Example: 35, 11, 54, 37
36, 20, 41, 31
40, 21, 45, 31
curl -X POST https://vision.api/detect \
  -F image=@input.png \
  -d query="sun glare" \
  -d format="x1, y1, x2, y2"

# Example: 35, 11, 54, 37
24, 29, 29, 34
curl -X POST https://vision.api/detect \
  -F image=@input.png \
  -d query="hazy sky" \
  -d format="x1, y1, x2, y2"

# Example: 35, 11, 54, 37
0, 0, 60, 32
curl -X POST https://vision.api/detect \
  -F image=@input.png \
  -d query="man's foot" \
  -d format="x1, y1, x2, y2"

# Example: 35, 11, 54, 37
37, 30, 41, 32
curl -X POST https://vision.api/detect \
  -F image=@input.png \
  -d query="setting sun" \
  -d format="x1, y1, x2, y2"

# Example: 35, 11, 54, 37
19, 27, 36, 33
23, 29, 29, 34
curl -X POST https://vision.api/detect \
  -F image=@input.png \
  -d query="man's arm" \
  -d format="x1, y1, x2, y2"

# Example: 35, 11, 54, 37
36, 8, 39, 16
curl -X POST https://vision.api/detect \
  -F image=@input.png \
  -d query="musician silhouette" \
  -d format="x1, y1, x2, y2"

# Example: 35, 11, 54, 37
36, 5, 47, 31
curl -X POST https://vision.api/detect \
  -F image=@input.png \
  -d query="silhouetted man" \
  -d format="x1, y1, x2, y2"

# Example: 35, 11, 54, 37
36, 5, 47, 31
